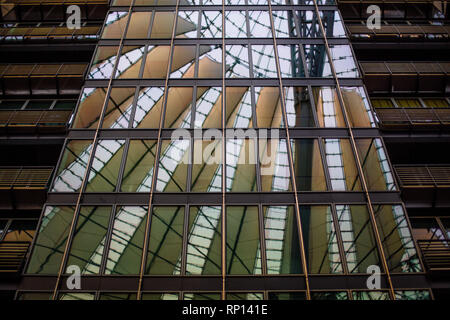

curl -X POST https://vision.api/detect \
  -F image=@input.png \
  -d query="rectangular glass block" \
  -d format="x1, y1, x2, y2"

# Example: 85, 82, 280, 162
251, 45, 277, 78
142, 45, 171, 79
341, 86, 376, 128
114, 46, 144, 79
101, 12, 128, 39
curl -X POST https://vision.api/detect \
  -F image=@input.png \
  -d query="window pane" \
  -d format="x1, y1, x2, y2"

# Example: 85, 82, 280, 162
341, 87, 376, 128
251, 45, 277, 78
156, 139, 189, 192
121, 140, 156, 192
278, 45, 305, 78
264, 206, 302, 274
254, 87, 283, 128
320, 11, 346, 38
194, 87, 222, 129
51, 140, 94, 192
99, 293, 137, 300
146, 206, 184, 275
226, 87, 253, 128
142, 293, 179, 300
352, 291, 390, 300
88, 46, 119, 79
336, 205, 381, 273
226, 206, 261, 275
26, 206, 75, 274
199, 11, 222, 38
248, 11, 272, 38
183, 293, 220, 300
395, 290, 431, 300
311, 291, 348, 300
142, 46, 170, 79
150, 12, 175, 39
101, 12, 128, 39
86, 139, 126, 192
313, 87, 345, 128
273, 11, 296, 38
291, 139, 327, 191
227, 293, 263, 300
176, 11, 198, 38
186, 206, 222, 275
225, 11, 247, 38
268, 292, 306, 300
285, 86, 315, 127
114, 46, 144, 79
198, 45, 222, 78
59, 293, 95, 300
374, 205, 422, 273
170, 45, 196, 79
303, 44, 332, 77
226, 45, 250, 78
133, 87, 165, 128
66, 206, 111, 274
226, 139, 257, 192
328, 45, 359, 78
260, 139, 292, 192
105, 206, 147, 275
300, 205, 342, 274
125, 12, 151, 39
191, 139, 222, 192
101, 87, 135, 129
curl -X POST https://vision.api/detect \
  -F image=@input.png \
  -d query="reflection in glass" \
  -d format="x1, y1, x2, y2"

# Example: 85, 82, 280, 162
328, 45, 359, 78
300, 205, 342, 274
341, 86, 375, 128
311, 291, 348, 300
51, 140, 94, 192
227, 206, 261, 275
26, 206, 75, 274
156, 139, 189, 192
273, 11, 297, 38
226, 87, 252, 128
101, 12, 128, 39
264, 206, 302, 274
125, 11, 151, 39
303, 44, 332, 77
355, 138, 396, 191
320, 11, 346, 38
291, 139, 327, 191
164, 87, 193, 128
86, 140, 126, 192
66, 206, 111, 274
285, 87, 315, 127
150, 12, 175, 39
101, 87, 135, 129
268, 292, 306, 300
186, 206, 222, 275
395, 290, 431, 300
248, 11, 272, 38
194, 87, 222, 129
251, 45, 277, 78
260, 139, 292, 192
198, 45, 222, 78
226, 45, 250, 78
254, 87, 283, 128
200, 11, 222, 38
115, 46, 144, 79
312, 87, 345, 128
59, 293, 95, 300
73, 87, 107, 129
323, 139, 362, 191
142, 46, 171, 79
295, 10, 321, 37
191, 139, 222, 192
133, 87, 164, 128
336, 205, 381, 273
142, 293, 179, 300
352, 291, 390, 300
227, 293, 263, 300
105, 206, 147, 275
88, 46, 119, 79
184, 293, 220, 300
374, 205, 422, 273
226, 139, 257, 192
278, 45, 305, 78
100, 293, 137, 300
225, 11, 247, 38
146, 206, 184, 274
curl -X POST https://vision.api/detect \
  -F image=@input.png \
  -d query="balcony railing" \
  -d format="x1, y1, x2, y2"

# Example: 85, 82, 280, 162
0, 110, 72, 127
0, 167, 53, 189
0, 241, 30, 273
395, 165, 450, 188
361, 61, 450, 94
347, 24, 450, 39
0, 25, 101, 41
417, 240, 450, 271
374, 107, 450, 127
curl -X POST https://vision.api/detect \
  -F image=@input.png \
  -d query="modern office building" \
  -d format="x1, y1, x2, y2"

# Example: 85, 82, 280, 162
0, 0, 448, 300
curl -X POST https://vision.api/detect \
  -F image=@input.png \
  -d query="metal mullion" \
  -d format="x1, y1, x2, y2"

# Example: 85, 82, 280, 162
127, 84, 143, 129
137, 0, 180, 300
115, 138, 131, 192
51, 1, 135, 301
98, 204, 117, 275
317, 136, 332, 191
310, 0, 396, 300
330, 203, 350, 275
221, 0, 226, 301
267, 0, 311, 300
181, 204, 190, 276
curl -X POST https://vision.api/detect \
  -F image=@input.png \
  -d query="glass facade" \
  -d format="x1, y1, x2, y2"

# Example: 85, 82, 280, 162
22, 0, 428, 300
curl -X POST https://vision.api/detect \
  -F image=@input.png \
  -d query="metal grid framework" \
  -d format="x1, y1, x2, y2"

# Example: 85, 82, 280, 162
19, 0, 432, 301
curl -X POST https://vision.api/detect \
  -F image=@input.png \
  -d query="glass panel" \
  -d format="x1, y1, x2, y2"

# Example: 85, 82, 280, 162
150, 12, 175, 39
133, 87, 165, 128
88, 46, 119, 79
225, 11, 247, 38
285, 86, 315, 127
194, 87, 222, 129
101, 12, 128, 39
371, 99, 394, 108
105, 206, 147, 275
295, 10, 321, 38
303, 44, 332, 77
410, 218, 445, 241
121, 140, 157, 192
395, 290, 431, 300
273, 11, 297, 38
226, 206, 261, 275
260, 139, 292, 192
101, 87, 135, 129
226, 87, 253, 128
59, 293, 95, 300
352, 291, 390, 300
396, 99, 421, 108
341, 87, 376, 128
248, 11, 272, 38
155, 139, 189, 192
323, 139, 362, 191
73, 88, 107, 129
268, 292, 306, 300
18, 293, 52, 300
115, 46, 144, 79
355, 138, 396, 191
227, 293, 264, 300
66, 206, 111, 275
125, 12, 151, 39
300, 205, 342, 274
320, 11, 346, 38
51, 140, 94, 192
291, 139, 327, 191
311, 291, 349, 300
422, 98, 449, 108
199, 11, 222, 38
254, 87, 283, 128
198, 45, 222, 78
170, 46, 196, 79
191, 139, 222, 192
226, 45, 250, 78
336, 205, 381, 273
146, 206, 184, 275
85, 139, 126, 192
263, 206, 302, 274
142, 46, 171, 79
186, 206, 222, 275
313, 87, 346, 128
142, 293, 179, 300
26, 206, 75, 274
164, 87, 193, 128
328, 45, 359, 78
226, 139, 257, 192
176, 11, 198, 38
279, 45, 305, 78
183, 293, 220, 300
99, 293, 137, 300
373, 205, 422, 273
251, 45, 277, 78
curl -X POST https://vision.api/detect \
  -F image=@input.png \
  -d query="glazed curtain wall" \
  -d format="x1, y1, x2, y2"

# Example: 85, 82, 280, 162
23, 0, 428, 300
